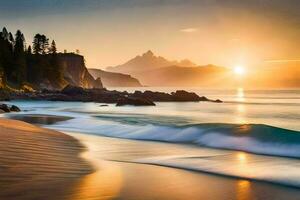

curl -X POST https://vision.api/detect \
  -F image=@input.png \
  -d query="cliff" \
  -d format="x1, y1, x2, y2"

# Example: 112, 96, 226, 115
88, 68, 142, 87
59, 54, 103, 89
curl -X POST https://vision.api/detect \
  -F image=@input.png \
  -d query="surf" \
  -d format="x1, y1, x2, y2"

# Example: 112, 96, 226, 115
50, 115, 300, 159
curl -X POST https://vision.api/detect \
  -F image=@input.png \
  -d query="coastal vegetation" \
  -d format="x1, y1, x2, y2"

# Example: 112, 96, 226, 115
0, 27, 66, 90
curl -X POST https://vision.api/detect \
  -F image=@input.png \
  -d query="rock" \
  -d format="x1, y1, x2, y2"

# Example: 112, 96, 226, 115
0, 104, 21, 112
10, 105, 21, 112
61, 85, 86, 95
213, 99, 223, 103
199, 96, 209, 101
8, 86, 222, 104
99, 104, 109, 107
0, 104, 10, 112
171, 90, 201, 101
88, 69, 142, 87
116, 97, 156, 106
60, 53, 103, 89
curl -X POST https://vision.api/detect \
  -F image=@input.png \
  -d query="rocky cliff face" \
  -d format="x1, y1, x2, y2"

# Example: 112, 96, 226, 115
59, 54, 103, 89
88, 68, 142, 87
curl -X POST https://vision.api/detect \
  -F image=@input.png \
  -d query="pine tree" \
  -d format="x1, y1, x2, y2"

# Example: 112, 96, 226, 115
1, 27, 9, 40
27, 45, 32, 54
14, 30, 26, 84
49, 40, 57, 54
33, 34, 42, 54
33, 34, 49, 54
8, 32, 14, 44
41, 35, 49, 54
0, 27, 13, 84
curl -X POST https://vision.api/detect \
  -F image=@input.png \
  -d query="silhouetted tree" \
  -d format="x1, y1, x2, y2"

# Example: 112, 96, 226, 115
1, 27, 9, 40
8, 32, 14, 44
33, 34, 49, 54
27, 45, 32, 54
13, 30, 26, 83
41, 35, 49, 54
0, 27, 65, 89
33, 34, 42, 54
0, 27, 14, 84
49, 40, 57, 54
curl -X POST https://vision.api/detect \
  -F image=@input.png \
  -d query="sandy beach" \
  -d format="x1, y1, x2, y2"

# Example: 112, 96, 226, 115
2, 117, 300, 200
0, 118, 92, 200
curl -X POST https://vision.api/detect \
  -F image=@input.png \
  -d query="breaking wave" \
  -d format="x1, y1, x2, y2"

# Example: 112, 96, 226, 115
50, 116, 300, 158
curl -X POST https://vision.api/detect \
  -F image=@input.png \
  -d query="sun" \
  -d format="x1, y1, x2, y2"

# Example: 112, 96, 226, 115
234, 66, 246, 75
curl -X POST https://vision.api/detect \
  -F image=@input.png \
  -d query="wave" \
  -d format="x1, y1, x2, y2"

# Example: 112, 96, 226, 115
50, 117, 300, 158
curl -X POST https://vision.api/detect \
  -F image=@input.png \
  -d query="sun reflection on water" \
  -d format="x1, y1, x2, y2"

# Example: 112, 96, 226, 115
236, 88, 245, 102
236, 180, 252, 200
237, 152, 247, 164
235, 88, 248, 124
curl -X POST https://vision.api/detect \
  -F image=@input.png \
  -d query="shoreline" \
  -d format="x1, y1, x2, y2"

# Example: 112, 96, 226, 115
1, 118, 300, 199
68, 132, 300, 200
0, 118, 93, 200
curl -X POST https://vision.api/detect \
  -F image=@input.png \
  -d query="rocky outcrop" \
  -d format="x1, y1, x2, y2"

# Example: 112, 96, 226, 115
0, 104, 21, 113
131, 90, 216, 102
59, 54, 103, 89
88, 68, 142, 87
6, 85, 222, 106
116, 97, 155, 106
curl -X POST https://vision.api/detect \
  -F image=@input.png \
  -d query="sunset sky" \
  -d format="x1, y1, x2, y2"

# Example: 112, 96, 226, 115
1, 0, 300, 68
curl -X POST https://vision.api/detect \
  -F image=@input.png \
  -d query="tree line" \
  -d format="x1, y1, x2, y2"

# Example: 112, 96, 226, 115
0, 27, 64, 89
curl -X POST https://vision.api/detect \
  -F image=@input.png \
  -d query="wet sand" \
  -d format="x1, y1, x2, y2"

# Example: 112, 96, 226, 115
1, 117, 300, 200
0, 119, 92, 200
68, 132, 300, 200
7, 114, 73, 125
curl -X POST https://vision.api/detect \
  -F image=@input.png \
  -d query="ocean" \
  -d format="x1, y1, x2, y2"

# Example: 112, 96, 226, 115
4, 88, 300, 188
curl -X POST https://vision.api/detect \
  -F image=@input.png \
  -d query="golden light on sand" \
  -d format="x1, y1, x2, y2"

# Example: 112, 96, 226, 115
234, 66, 246, 76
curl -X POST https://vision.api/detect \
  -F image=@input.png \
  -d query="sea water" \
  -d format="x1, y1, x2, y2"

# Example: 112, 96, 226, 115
4, 88, 300, 187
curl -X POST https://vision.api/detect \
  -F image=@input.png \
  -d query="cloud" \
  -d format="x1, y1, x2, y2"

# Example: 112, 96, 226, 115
180, 28, 198, 33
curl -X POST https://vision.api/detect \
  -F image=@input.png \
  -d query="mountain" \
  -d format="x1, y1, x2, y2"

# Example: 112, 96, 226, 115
88, 68, 142, 87
132, 65, 231, 87
106, 51, 300, 88
59, 54, 103, 89
106, 50, 196, 74
106, 51, 232, 87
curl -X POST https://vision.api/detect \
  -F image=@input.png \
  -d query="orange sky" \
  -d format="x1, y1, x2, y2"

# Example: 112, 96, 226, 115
1, 0, 300, 69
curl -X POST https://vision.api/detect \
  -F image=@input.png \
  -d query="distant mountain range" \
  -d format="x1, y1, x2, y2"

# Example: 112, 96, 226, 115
105, 51, 231, 87
105, 51, 300, 88
107, 50, 196, 74
88, 68, 142, 87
